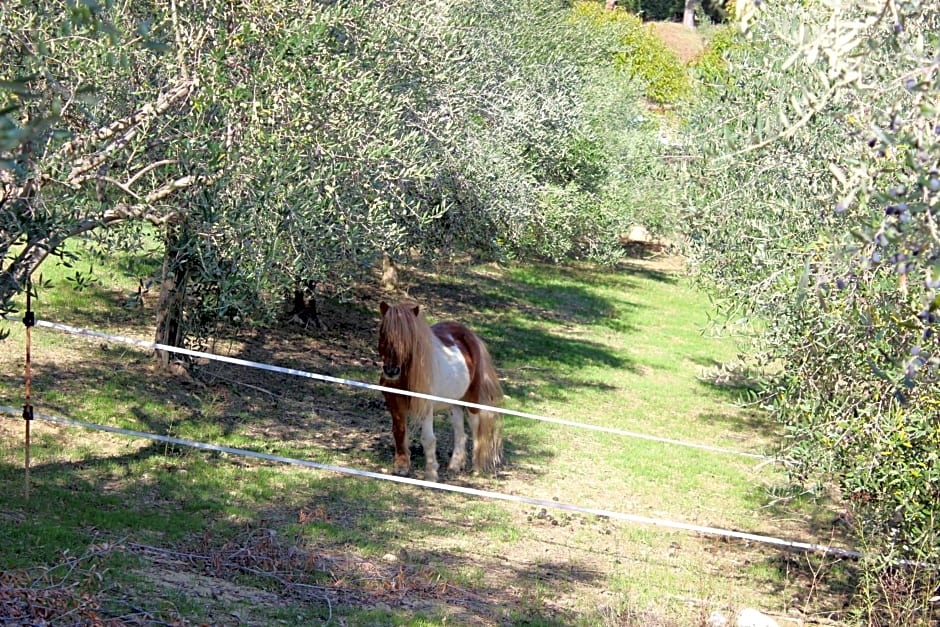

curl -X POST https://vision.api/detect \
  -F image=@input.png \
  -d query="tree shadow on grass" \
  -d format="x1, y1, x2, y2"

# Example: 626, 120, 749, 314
12, 256, 647, 452
2, 312, 564, 502
150, 259, 644, 482
0, 439, 598, 624
696, 409, 781, 444
0, 256, 684, 623
617, 258, 681, 284
388, 262, 642, 399
737, 481, 860, 621
36, 282, 154, 331
402, 261, 643, 334
692, 358, 781, 441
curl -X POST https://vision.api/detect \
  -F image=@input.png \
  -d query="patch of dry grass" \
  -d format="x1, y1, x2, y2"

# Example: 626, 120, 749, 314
650, 21, 706, 64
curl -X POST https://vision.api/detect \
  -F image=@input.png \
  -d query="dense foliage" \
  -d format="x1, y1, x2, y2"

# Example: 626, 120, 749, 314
612, 0, 726, 23
1, 0, 672, 344
572, 2, 692, 104
682, 0, 939, 619
191, 0, 672, 325
689, 24, 738, 89
0, 1, 192, 334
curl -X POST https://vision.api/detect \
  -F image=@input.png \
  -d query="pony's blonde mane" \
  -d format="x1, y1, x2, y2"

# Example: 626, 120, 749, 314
380, 304, 434, 418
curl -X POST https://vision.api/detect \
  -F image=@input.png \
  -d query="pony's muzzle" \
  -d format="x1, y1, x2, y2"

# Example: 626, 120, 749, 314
382, 364, 401, 379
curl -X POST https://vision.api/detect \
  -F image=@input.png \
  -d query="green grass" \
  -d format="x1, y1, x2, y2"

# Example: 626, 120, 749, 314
0, 246, 853, 624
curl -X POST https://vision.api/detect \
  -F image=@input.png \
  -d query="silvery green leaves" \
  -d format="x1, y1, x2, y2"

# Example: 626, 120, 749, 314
680, 0, 940, 602
3, 0, 659, 345
1, 0, 179, 331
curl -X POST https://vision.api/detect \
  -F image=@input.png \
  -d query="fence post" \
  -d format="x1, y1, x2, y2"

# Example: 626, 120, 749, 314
23, 280, 35, 500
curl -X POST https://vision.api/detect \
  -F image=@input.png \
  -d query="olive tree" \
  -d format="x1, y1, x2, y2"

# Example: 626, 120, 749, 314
172, 0, 637, 341
681, 0, 939, 619
0, 2, 207, 339
4, 0, 666, 360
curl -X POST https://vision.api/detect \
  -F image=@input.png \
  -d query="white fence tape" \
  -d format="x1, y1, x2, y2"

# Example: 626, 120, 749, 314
1, 405, 868, 562
6, 318, 935, 568
33, 319, 771, 461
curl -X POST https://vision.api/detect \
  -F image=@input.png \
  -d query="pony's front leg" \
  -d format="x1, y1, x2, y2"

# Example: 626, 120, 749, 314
447, 407, 468, 472
384, 392, 411, 476
419, 412, 439, 482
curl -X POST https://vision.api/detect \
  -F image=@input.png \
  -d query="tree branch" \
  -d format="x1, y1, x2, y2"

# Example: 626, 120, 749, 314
62, 78, 196, 185
0, 168, 220, 305
126, 159, 178, 188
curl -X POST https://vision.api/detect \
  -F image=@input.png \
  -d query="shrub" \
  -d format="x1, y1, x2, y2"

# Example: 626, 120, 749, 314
615, 24, 691, 103
569, 0, 636, 18
571, 2, 692, 104
690, 24, 742, 88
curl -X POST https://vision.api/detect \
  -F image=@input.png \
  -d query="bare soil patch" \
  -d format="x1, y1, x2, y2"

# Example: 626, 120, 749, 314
650, 21, 706, 64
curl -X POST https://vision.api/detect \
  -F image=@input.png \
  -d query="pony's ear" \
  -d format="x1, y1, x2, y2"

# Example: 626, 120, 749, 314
411, 305, 420, 316
380, 302, 389, 315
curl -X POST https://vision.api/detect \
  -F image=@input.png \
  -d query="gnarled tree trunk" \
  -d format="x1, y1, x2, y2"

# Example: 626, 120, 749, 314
154, 223, 190, 369
683, 0, 698, 27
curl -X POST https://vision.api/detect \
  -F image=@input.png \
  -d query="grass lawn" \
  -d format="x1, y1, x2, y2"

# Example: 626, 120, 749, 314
0, 246, 857, 625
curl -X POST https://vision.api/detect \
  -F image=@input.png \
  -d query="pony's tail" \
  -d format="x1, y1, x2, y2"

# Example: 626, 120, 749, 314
473, 340, 504, 474
473, 408, 503, 473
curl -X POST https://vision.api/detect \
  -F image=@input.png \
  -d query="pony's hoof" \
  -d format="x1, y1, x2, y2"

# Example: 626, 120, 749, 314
424, 470, 439, 482
393, 454, 411, 476
447, 458, 466, 472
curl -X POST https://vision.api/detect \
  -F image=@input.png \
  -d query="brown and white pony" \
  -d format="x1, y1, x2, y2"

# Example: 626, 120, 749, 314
377, 302, 503, 481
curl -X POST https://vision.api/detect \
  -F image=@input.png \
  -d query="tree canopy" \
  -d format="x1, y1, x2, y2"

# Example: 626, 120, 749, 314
1, 0, 669, 343
682, 0, 939, 617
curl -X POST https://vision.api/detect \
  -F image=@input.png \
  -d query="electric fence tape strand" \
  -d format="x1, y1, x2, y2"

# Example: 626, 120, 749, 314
33, 318, 770, 461
0, 405, 870, 563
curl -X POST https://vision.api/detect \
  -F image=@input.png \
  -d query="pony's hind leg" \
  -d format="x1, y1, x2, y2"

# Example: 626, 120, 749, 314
419, 412, 440, 482
447, 407, 468, 472
467, 411, 481, 472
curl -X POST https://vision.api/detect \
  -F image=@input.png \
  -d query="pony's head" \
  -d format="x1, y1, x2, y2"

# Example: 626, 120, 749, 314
378, 302, 422, 382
